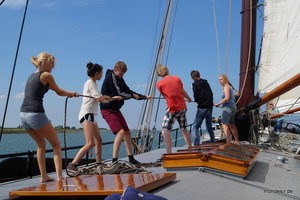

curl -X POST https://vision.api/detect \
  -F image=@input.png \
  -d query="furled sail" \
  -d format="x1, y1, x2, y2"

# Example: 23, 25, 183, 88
258, 0, 300, 113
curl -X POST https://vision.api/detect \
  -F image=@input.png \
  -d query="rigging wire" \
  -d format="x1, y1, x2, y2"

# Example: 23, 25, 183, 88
135, 0, 173, 152
142, 0, 179, 153
211, 0, 222, 74
0, 0, 5, 6
225, 0, 232, 75
164, 0, 178, 65
136, 1, 163, 132
0, 0, 29, 142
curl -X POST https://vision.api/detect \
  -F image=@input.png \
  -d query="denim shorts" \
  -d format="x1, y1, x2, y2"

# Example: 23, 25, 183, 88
20, 112, 50, 131
221, 107, 236, 124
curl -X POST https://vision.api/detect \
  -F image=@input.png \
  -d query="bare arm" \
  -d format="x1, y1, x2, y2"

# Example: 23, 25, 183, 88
215, 84, 230, 107
41, 72, 78, 97
182, 88, 192, 103
95, 95, 111, 102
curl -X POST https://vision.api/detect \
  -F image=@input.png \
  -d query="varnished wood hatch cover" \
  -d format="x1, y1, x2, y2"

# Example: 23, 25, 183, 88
9, 173, 176, 199
163, 143, 260, 177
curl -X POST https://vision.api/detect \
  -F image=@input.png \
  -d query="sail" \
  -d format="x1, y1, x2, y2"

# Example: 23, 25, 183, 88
258, 0, 300, 113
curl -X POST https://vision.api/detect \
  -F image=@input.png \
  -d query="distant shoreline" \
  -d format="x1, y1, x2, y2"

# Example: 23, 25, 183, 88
1, 128, 109, 134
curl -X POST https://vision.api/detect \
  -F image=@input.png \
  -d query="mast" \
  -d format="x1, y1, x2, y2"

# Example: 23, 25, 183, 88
237, 0, 257, 110
136, 0, 174, 153
235, 0, 257, 141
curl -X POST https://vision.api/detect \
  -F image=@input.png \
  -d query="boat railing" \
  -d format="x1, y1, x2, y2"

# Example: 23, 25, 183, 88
0, 125, 194, 182
157, 123, 193, 149
0, 141, 114, 182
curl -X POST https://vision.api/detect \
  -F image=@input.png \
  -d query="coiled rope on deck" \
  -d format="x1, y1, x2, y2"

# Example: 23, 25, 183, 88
67, 160, 152, 177
62, 95, 161, 177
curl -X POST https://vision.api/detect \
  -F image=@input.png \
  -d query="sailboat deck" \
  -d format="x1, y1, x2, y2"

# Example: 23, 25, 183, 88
1, 146, 300, 200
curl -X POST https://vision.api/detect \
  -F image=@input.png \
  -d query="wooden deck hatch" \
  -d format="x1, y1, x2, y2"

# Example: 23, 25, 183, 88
9, 173, 176, 200
162, 143, 260, 177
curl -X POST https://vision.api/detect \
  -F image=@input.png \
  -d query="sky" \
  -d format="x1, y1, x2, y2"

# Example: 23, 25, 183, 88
0, 0, 265, 130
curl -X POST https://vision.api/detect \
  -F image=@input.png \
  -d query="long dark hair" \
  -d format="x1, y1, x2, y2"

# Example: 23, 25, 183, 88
87, 62, 103, 77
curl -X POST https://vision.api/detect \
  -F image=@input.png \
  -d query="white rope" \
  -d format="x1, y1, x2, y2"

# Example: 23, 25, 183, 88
225, 0, 232, 75
212, 0, 222, 74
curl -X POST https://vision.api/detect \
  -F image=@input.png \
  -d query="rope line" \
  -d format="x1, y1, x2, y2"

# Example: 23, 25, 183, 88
225, 0, 232, 75
212, 0, 222, 74
0, 0, 5, 6
0, 0, 29, 142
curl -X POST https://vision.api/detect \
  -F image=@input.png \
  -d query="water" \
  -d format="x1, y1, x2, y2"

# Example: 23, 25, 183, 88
0, 130, 186, 161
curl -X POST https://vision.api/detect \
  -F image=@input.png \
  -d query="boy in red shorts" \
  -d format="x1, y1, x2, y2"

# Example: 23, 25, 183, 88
100, 61, 150, 164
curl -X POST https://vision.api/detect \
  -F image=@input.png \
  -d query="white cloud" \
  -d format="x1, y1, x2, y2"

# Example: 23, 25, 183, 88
14, 92, 24, 99
2, 0, 57, 9
2, 0, 26, 8
0, 95, 5, 99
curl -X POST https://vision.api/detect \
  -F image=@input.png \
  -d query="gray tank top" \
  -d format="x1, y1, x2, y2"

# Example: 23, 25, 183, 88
20, 71, 49, 113
221, 87, 236, 108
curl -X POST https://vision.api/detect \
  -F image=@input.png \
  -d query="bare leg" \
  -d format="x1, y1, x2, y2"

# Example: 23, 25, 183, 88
181, 128, 192, 147
92, 123, 102, 163
123, 130, 133, 155
229, 124, 240, 144
222, 124, 232, 144
162, 130, 172, 153
37, 123, 63, 181
28, 129, 54, 183
72, 121, 95, 164
113, 129, 125, 158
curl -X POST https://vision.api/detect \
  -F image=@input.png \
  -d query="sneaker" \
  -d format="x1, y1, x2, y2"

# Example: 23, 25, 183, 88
96, 162, 108, 167
67, 163, 78, 172
129, 158, 141, 165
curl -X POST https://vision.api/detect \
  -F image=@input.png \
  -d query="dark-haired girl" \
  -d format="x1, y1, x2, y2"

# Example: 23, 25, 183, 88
67, 62, 111, 172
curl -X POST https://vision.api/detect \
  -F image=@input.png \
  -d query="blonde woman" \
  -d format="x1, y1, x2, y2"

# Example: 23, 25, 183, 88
215, 74, 239, 144
20, 52, 79, 182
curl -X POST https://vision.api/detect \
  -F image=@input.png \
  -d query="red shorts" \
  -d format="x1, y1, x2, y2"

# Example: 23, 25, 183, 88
101, 109, 129, 134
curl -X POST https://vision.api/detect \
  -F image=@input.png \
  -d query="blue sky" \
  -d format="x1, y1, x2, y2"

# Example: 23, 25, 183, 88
0, 0, 264, 129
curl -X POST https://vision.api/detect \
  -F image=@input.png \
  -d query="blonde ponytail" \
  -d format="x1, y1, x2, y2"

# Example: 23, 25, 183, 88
30, 52, 55, 68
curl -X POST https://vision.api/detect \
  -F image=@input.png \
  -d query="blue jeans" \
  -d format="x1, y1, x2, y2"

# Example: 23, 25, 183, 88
274, 119, 284, 132
192, 108, 215, 145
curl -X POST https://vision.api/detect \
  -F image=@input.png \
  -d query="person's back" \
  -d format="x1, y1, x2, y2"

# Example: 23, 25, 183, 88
157, 75, 186, 112
190, 71, 215, 144
156, 65, 192, 153
21, 72, 49, 113
192, 79, 213, 109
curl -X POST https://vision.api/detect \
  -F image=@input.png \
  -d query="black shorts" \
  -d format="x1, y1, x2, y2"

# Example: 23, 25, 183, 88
79, 113, 95, 124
